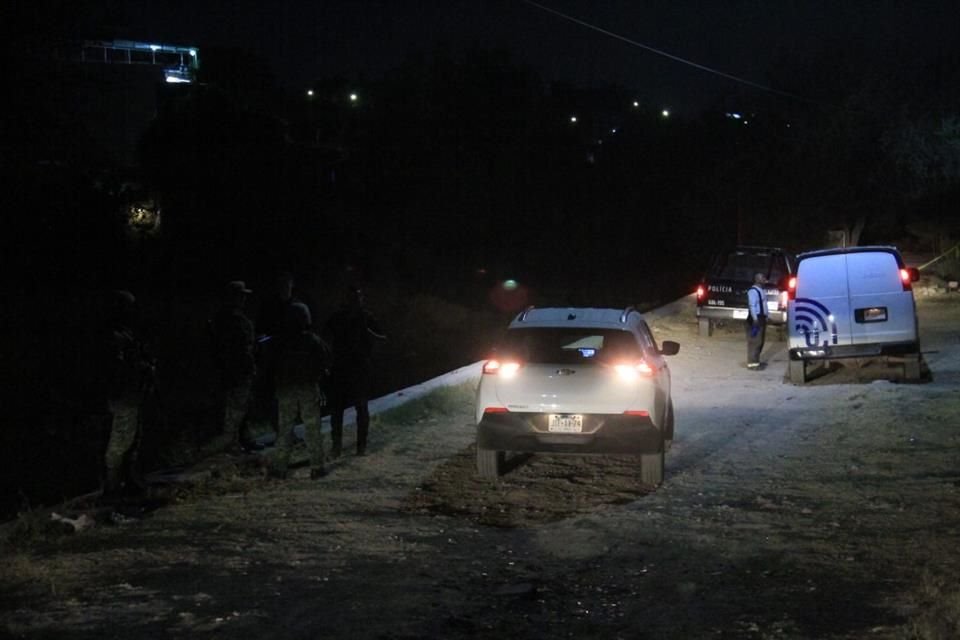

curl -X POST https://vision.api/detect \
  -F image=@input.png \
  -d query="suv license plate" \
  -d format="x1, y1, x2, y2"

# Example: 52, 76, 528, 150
733, 309, 748, 319
548, 414, 583, 433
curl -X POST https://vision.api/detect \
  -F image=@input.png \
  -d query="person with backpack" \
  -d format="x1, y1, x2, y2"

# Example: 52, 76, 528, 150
745, 273, 768, 370
270, 302, 332, 479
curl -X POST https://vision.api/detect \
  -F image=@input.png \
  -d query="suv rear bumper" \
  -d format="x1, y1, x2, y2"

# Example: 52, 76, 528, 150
789, 340, 920, 361
477, 412, 663, 455
697, 306, 787, 325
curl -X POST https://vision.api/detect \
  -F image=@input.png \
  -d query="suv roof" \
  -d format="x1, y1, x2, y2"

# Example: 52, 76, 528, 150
510, 306, 642, 329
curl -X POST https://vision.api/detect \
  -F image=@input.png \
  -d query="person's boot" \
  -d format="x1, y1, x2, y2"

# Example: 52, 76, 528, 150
331, 432, 342, 459
102, 467, 124, 502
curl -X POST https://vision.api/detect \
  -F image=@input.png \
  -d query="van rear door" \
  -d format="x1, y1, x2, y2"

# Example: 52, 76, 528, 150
847, 251, 916, 345
793, 253, 852, 348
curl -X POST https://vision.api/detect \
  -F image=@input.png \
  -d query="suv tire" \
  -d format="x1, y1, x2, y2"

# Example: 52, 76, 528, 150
698, 317, 712, 337
640, 449, 664, 486
476, 447, 504, 478
663, 400, 675, 451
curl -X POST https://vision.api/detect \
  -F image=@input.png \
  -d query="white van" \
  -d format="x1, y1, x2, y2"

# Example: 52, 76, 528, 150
787, 246, 921, 384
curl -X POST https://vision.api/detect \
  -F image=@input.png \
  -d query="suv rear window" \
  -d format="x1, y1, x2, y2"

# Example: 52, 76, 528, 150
713, 250, 789, 282
499, 328, 641, 364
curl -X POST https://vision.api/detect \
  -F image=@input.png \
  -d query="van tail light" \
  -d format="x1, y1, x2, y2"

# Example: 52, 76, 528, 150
695, 284, 705, 304
623, 410, 650, 417
900, 267, 919, 291
482, 359, 521, 377
614, 361, 655, 380
786, 275, 797, 301
900, 269, 911, 290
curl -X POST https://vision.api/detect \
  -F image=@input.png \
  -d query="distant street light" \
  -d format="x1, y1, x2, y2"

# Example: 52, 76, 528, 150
349, 93, 358, 102
661, 109, 670, 118
306, 89, 315, 97
632, 101, 640, 108
570, 115, 578, 123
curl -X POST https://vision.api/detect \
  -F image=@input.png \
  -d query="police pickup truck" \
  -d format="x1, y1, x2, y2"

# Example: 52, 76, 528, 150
695, 246, 795, 337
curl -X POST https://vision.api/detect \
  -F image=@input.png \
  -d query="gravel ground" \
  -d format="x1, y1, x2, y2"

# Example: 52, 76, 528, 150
2, 294, 959, 639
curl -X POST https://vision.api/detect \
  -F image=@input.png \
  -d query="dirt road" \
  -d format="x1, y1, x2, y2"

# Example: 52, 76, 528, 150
3, 294, 959, 639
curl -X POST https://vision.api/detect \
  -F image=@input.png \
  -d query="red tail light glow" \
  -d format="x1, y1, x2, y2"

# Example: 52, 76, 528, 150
623, 410, 650, 417
614, 361, 654, 380
482, 359, 521, 377
483, 406, 509, 414
787, 275, 797, 300
900, 268, 913, 291
695, 284, 705, 302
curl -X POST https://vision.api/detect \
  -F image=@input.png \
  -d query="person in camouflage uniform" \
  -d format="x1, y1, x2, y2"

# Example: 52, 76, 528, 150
102, 290, 155, 498
270, 302, 332, 479
211, 281, 258, 453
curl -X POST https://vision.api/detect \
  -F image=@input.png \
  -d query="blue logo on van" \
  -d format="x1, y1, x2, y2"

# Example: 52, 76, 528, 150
794, 298, 838, 347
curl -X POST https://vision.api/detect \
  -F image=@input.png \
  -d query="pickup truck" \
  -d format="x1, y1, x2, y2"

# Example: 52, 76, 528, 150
695, 246, 795, 337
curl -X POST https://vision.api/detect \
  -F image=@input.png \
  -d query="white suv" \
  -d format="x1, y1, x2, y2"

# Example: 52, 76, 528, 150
474, 307, 680, 485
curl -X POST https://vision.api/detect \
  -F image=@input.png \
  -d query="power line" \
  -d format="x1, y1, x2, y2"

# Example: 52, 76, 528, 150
521, 0, 809, 103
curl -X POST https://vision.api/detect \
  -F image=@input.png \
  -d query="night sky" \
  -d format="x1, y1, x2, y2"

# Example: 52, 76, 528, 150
70, 0, 959, 115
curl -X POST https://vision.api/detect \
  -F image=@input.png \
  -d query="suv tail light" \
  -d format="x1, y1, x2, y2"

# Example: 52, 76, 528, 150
695, 284, 705, 304
613, 361, 654, 379
482, 359, 521, 378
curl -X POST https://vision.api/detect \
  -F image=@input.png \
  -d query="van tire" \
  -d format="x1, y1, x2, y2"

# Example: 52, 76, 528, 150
476, 446, 504, 478
640, 450, 664, 486
903, 354, 922, 381
698, 317, 712, 337
789, 359, 807, 385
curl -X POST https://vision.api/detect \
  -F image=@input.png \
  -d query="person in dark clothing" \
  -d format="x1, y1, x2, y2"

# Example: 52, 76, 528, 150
210, 281, 258, 453
745, 272, 768, 369
269, 302, 332, 479
323, 286, 386, 457
100, 290, 155, 498
254, 271, 305, 433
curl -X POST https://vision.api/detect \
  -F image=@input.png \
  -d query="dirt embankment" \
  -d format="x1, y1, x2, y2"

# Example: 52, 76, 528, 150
2, 295, 960, 639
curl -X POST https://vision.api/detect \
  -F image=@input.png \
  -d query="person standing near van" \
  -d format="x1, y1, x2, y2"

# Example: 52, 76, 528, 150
746, 273, 767, 369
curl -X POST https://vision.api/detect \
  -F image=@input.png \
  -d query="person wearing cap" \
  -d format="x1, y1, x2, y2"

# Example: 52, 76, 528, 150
269, 301, 332, 479
209, 280, 258, 453
745, 272, 768, 369
323, 285, 386, 457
